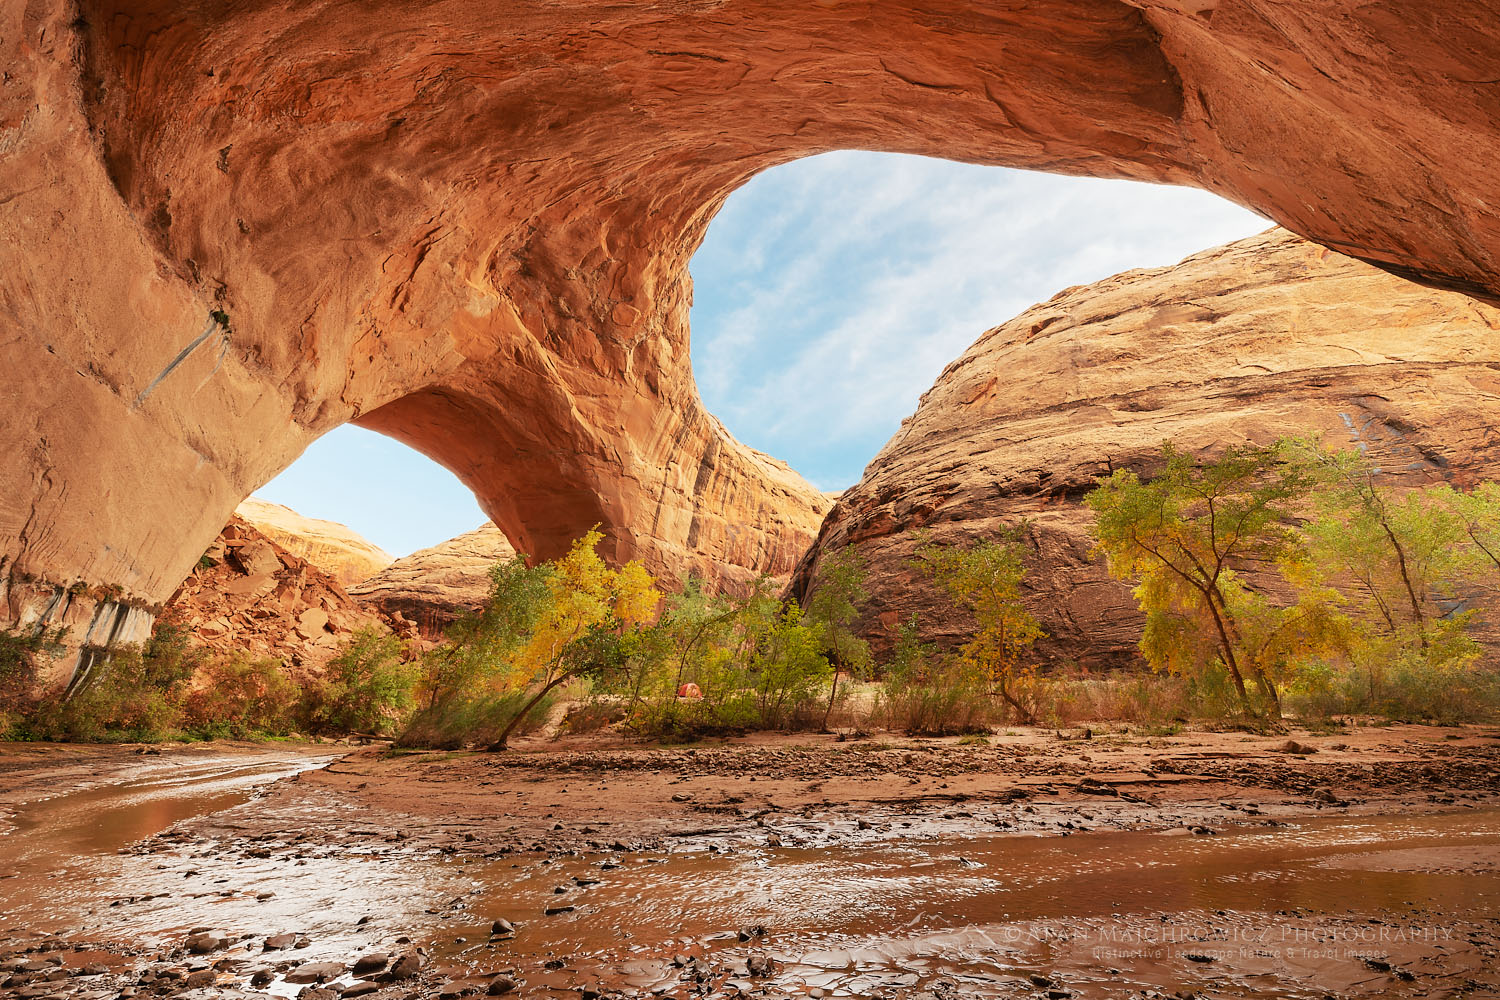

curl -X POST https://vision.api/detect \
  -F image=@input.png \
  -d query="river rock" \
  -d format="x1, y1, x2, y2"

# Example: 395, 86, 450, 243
746, 954, 775, 977
351, 954, 388, 976
387, 951, 425, 980
185, 933, 227, 954
262, 934, 298, 951
284, 962, 344, 984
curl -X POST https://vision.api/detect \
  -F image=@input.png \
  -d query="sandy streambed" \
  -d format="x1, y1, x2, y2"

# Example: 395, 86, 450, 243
0, 726, 1497, 999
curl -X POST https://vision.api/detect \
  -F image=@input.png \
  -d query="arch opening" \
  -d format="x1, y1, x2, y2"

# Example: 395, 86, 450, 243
688, 150, 1269, 492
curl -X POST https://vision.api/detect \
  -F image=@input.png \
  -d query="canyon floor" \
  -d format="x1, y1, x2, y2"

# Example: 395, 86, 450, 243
1, 725, 1498, 999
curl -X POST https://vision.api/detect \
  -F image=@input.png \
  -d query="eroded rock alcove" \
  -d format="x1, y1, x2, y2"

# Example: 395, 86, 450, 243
4, 0, 1499, 682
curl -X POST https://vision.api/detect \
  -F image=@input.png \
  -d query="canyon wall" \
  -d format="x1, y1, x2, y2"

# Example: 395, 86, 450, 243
234, 499, 393, 589
160, 517, 391, 677
5, 1, 1500, 683
790, 230, 1500, 666
350, 524, 518, 641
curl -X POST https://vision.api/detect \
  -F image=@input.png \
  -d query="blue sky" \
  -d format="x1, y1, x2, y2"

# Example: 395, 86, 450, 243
258, 152, 1267, 556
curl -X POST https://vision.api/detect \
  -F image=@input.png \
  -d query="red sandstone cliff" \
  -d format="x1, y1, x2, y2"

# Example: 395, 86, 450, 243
5, 2, 1500, 685
349, 523, 518, 641
790, 230, 1500, 666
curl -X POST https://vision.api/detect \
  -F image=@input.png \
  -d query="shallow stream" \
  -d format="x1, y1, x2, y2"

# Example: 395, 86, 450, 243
2, 747, 1497, 998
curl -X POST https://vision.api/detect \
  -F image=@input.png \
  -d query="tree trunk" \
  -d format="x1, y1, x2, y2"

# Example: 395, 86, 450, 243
1202, 592, 1255, 716
1380, 519, 1427, 648
821, 666, 840, 732
997, 675, 1033, 725
1252, 669, 1281, 719
489, 669, 578, 749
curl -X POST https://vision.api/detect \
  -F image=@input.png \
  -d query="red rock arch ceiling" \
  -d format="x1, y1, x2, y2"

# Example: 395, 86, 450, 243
2, 0, 1498, 664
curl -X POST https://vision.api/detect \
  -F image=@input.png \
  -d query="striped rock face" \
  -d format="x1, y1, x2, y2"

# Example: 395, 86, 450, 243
3, 2, 1498, 680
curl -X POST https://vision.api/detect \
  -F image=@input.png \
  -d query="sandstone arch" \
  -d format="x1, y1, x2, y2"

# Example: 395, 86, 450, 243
3, 0, 1499, 676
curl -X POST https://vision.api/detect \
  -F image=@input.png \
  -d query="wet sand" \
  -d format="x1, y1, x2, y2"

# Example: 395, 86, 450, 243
0, 724, 1498, 999
202, 722, 1500, 854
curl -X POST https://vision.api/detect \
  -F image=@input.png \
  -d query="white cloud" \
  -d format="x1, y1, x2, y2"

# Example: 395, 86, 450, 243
689, 152, 1268, 490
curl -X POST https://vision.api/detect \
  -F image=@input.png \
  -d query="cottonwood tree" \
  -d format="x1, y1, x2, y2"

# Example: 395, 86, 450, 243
1087, 442, 1314, 718
804, 545, 872, 731
490, 528, 661, 747
417, 553, 554, 711
912, 528, 1042, 722
1294, 444, 1479, 670
1433, 481, 1500, 576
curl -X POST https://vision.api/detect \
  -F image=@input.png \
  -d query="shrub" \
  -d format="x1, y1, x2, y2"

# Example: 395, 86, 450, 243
877, 618, 998, 735
1285, 655, 1500, 725
180, 654, 299, 738
31, 626, 203, 742
1030, 667, 1194, 728
0, 625, 66, 735
303, 627, 419, 736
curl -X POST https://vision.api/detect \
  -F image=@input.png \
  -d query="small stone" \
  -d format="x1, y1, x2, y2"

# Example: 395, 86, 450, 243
184, 969, 217, 988
486, 975, 517, 996
284, 961, 345, 984
263, 933, 298, 951
352, 954, 388, 975
342, 983, 382, 998
746, 953, 775, 977
388, 950, 425, 980
185, 932, 227, 954
489, 919, 515, 937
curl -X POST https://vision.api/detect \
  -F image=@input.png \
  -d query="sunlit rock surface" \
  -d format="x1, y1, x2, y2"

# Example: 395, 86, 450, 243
161, 518, 390, 678
350, 523, 518, 640
4, 1, 1500, 673
234, 498, 393, 589
791, 230, 1500, 666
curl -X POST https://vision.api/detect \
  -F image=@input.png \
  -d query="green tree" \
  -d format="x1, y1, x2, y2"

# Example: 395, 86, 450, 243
749, 600, 831, 729
913, 527, 1043, 722
804, 545, 872, 730
1293, 445, 1479, 676
1086, 442, 1313, 717
636, 576, 739, 719
1432, 480, 1500, 576
309, 627, 419, 735
418, 554, 554, 711
490, 529, 661, 747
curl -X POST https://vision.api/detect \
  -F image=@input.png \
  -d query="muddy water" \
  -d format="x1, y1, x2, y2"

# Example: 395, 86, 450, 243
2, 750, 1498, 999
